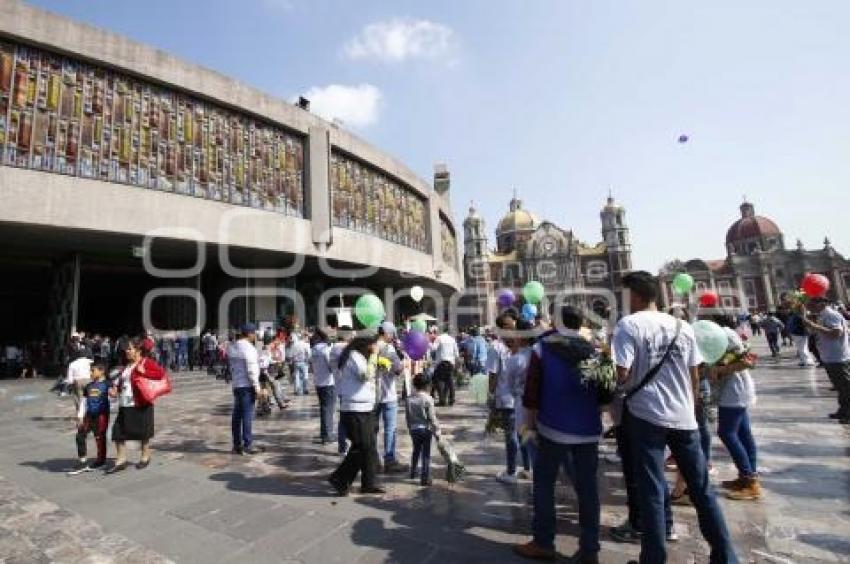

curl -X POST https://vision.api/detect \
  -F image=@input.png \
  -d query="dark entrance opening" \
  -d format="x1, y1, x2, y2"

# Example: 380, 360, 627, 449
0, 255, 51, 343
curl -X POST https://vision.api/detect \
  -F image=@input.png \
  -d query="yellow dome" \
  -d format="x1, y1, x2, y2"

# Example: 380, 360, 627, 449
497, 196, 540, 234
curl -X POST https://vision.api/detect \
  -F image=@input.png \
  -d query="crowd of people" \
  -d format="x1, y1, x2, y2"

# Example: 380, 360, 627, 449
49, 270, 850, 564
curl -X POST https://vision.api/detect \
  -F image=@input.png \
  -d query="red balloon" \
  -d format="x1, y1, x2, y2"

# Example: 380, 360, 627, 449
801, 273, 830, 298
699, 291, 719, 308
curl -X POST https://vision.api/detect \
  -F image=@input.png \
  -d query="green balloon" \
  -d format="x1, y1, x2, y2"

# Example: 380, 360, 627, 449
523, 281, 545, 305
410, 319, 427, 332
355, 294, 385, 329
672, 272, 695, 295
693, 320, 729, 365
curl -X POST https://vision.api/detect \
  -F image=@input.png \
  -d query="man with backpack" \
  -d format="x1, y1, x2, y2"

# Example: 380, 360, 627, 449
513, 305, 602, 563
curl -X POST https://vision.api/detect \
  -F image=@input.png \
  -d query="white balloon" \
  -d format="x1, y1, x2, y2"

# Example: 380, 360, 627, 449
410, 286, 424, 303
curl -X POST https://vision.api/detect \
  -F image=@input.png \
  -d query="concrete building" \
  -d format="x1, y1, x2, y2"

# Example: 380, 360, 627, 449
462, 194, 632, 326
659, 201, 850, 311
0, 0, 461, 368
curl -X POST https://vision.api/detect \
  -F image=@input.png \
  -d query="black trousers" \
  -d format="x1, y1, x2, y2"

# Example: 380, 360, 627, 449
434, 361, 455, 406
331, 411, 379, 490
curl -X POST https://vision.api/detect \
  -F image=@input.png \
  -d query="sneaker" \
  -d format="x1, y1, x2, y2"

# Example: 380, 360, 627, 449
671, 490, 691, 506
244, 445, 266, 455
359, 486, 386, 495
611, 523, 641, 543
67, 462, 91, 475
513, 541, 556, 561
497, 471, 518, 484
89, 460, 106, 470
232, 447, 245, 456
721, 476, 746, 490
327, 475, 349, 496
726, 476, 761, 500
517, 469, 532, 480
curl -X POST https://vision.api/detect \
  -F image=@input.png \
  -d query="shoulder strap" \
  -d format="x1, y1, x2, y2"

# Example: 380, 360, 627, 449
626, 319, 682, 402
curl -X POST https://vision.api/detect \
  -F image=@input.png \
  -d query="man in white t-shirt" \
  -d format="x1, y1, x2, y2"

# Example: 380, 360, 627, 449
429, 328, 460, 406
612, 271, 737, 564
804, 297, 850, 423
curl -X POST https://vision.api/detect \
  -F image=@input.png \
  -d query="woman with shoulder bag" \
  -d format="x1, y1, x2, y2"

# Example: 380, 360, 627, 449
108, 336, 165, 474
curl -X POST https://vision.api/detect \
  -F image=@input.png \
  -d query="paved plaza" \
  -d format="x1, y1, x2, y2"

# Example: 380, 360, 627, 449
0, 341, 848, 564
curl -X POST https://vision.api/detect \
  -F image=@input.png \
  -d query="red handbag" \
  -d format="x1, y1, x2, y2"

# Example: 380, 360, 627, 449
131, 359, 172, 405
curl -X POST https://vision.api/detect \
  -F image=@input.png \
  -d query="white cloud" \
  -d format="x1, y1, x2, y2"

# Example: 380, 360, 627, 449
295, 84, 382, 128
343, 18, 455, 63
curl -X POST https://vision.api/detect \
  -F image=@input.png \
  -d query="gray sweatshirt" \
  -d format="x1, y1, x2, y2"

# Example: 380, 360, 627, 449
405, 391, 439, 433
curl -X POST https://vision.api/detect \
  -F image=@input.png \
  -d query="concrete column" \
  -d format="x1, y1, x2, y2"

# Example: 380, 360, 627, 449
762, 272, 775, 310
429, 196, 442, 278
70, 253, 81, 334
307, 126, 331, 245
735, 275, 747, 311
253, 277, 277, 324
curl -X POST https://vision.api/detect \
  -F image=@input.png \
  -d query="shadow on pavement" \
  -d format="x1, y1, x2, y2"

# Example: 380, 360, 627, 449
20, 458, 80, 473
208, 470, 337, 498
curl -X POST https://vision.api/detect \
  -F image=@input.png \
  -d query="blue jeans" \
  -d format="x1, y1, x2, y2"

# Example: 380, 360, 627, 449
316, 385, 336, 442
616, 419, 673, 534
376, 402, 398, 463
293, 362, 308, 395
409, 428, 432, 483
533, 436, 600, 554
232, 387, 256, 449
500, 408, 530, 475
628, 415, 738, 564
717, 406, 757, 477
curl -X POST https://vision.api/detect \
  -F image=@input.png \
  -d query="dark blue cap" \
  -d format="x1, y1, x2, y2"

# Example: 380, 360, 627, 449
241, 323, 257, 334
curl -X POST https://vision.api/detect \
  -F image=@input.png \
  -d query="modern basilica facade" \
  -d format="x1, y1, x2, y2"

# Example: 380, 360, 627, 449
0, 1, 461, 372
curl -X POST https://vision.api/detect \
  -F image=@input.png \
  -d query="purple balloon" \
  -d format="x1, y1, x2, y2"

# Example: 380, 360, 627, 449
497, 288, 515, 309
403, 330, 430, 361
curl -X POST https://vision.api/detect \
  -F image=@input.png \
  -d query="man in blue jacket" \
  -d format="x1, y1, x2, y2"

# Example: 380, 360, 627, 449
514, 305, 601, 563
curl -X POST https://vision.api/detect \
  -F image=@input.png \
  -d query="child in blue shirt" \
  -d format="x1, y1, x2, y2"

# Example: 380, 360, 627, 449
69, 362, 112, 474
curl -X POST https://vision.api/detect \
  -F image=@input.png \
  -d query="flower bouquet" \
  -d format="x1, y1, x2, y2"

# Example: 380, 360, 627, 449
436, 436, 466, 483
576, 349, 617, 405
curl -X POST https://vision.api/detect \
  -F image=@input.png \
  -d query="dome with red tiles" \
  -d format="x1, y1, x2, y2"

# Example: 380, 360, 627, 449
725, 202, 781, 245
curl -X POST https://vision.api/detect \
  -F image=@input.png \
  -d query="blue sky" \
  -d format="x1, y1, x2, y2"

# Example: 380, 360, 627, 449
28, 0, 850, 270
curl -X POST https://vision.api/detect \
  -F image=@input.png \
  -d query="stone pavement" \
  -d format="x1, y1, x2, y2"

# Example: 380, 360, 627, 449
0, 340, 848, 563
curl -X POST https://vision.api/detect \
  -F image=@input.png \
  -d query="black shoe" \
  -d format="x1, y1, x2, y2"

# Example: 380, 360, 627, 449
327, 475, 349, 496
829, 412, 842, 419
89, 460, 105, 470
232, 447, 244, 456
360, 486, 386, 495
136, 459, 151, 470
106, 462, 127, 475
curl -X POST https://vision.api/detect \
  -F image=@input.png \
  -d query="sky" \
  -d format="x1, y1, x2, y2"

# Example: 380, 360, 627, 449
26, 0, 850, 271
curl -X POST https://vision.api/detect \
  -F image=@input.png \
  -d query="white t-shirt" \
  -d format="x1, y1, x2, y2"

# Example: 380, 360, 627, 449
817, 307, 850, 364
431, 334, 460, 365
717, 328, 756, 408
65, 357, 93, 386
612, 310, 701, 430
310, 342, 334, 387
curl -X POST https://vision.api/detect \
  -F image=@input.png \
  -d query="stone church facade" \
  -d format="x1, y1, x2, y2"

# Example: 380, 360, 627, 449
461, 195, 632, 326
659, 201, 850, 312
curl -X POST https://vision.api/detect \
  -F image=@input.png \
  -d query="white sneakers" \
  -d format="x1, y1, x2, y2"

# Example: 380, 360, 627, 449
497, 471, 518, 484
